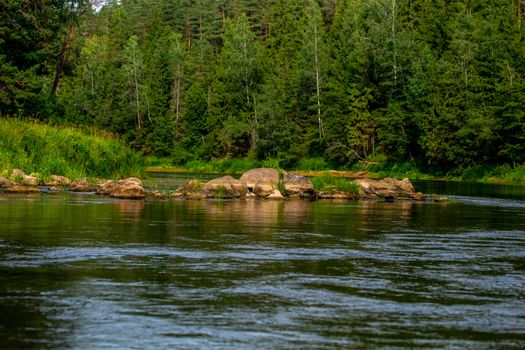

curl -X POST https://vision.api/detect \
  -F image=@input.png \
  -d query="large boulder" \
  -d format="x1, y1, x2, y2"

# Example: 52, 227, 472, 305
354, 178, 423, 200
199, 176, 247, 198
110, 177, 146, 199
240, 168, 279, 190
0, 177, 14, 188
283, 172, 315, 196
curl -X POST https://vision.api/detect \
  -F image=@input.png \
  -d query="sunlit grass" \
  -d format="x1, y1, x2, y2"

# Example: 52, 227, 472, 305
0, 116, 143, 179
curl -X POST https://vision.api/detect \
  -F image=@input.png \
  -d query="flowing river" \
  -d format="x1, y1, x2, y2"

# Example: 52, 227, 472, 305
0, 177, 524, 349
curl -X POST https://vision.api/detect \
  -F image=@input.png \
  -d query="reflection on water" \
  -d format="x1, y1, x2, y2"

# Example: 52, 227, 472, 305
0, 192, 524, 349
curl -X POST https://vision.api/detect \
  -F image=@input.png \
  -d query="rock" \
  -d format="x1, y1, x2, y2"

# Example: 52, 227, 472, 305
283, 173, 315, 196
11, 169, 26, 178
170, 192, 183, 198
354, 178, 423, 200
70, 179, 92, 192
96, 180, 117, 195
267, 189, 285, 200
253, 183, 275, 197
174, 180, 203, 197
0, 177, 14, 188
199, 176, 247, 198
317, 191, 356, 200
44, 175, 71, 187
186, 192, 206, 200
244, 192, 257, 198
399, 178, 415, 193
21, 175, 38, 186
240, 168, 279, 189
110, 177, 146, 199
117, 177, 142, 187
149, 191, 166, 199
4, 185, 40, 193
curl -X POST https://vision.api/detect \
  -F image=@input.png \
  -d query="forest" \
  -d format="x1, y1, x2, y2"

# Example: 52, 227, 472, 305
1, 0, 524, 173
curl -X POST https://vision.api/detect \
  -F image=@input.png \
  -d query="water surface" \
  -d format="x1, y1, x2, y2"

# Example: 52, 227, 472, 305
0, 183, 524, 349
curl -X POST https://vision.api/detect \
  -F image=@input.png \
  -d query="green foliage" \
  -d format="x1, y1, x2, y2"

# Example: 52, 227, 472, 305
312, 175, 359, 194
0, 117, 143, 179
294, 158, 330, 171
1, 0, 523, 181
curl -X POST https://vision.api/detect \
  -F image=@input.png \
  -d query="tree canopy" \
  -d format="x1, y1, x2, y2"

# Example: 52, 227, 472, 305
1, 0, 524, 170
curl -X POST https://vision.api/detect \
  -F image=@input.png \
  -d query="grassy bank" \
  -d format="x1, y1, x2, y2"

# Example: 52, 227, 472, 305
146, 156, 525, 185
0, 117, 143, 180
350, 160, 525, 185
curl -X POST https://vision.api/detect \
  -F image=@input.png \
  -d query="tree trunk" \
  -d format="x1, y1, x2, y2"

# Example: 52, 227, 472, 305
51, 29, 71, 97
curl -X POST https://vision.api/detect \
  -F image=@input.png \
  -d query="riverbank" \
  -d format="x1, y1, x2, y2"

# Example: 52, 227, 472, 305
145, 157, 525, 185
0, 117, 143, 180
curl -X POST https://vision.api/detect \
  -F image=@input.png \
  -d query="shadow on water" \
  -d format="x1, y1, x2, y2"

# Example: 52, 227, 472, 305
0, 186, 524, 348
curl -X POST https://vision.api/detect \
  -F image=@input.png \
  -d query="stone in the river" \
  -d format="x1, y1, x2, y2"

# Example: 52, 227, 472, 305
240, 168, 279, 190
70, 179, 91, 192
110, 178, 146, 199
173, 180, 203, 197
96, 180, 117, 195
354, 178, 423, 200
283, 172, 315, 196
200, 176, 247, 198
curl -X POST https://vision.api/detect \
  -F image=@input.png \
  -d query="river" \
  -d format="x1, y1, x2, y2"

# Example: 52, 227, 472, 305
0, 177, 524, 349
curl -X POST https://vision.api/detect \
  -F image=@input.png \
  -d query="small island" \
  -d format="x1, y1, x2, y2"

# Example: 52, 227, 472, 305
0, 167, 425, 201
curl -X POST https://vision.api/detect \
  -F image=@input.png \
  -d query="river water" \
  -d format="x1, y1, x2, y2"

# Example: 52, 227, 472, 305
0, 178, 524, 349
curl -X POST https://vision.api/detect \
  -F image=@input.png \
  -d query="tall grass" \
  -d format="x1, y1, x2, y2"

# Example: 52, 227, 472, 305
0, 117, 143, 179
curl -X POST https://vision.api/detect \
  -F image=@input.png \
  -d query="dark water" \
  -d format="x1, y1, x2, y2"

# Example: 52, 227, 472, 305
1, 183, 525, 349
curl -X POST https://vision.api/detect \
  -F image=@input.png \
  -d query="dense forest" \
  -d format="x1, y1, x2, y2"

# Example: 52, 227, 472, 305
1, 0, 524, 171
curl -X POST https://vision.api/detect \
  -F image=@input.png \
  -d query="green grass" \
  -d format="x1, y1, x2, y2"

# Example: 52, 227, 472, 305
312, 175, 360, 194
0, 116, 143, 180
294, 157, 331, 171
182, 158, 268, 174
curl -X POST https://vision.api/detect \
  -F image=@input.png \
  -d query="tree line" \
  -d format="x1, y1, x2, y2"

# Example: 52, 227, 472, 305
1, 0, 524, 170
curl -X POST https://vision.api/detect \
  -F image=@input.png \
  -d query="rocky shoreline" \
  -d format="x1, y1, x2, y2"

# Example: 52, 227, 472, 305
0, 168, 426, 201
